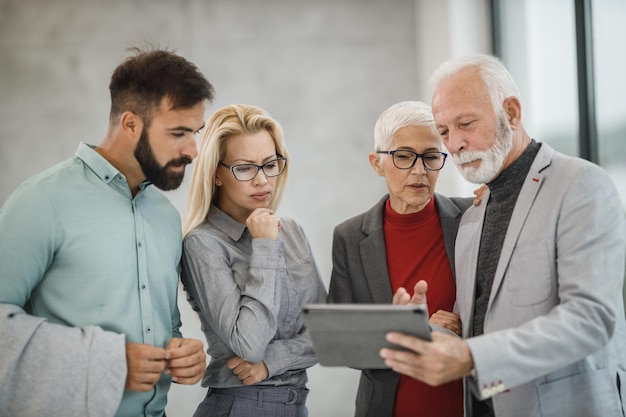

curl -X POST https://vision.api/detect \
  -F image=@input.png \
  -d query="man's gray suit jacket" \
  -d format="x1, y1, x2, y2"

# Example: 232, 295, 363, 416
456, 143, 626, 417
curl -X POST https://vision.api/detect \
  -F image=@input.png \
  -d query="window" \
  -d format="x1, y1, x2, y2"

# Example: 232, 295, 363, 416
593, 0, 626, 208
492, 0, 626, 208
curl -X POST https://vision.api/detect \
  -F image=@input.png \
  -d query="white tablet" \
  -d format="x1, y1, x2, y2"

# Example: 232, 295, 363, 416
303, 303, 431, 369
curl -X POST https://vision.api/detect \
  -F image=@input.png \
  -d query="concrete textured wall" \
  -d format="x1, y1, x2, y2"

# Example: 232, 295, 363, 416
0, 1, 489, 415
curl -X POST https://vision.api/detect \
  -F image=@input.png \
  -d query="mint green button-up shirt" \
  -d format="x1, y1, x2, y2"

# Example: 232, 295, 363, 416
0, 143, 183, 417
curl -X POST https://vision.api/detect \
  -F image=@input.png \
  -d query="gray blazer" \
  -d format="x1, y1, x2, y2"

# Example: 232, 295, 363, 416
456, 143, 626, 417
328, 193, 472, 417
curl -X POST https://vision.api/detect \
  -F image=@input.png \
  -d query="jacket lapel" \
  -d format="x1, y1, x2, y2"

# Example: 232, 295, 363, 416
437, 195, 468, 277
456, 195, 488, 337
487, 144, 554, 310
360, 196, 393, 303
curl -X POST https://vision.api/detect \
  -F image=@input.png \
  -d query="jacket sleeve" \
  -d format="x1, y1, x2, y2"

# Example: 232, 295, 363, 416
181, 233, 285, 363
0, 304, 126, 417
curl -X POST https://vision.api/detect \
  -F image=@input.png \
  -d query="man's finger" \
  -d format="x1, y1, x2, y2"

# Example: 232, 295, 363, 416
166, 338, 203, 359
385, 331, 429, 353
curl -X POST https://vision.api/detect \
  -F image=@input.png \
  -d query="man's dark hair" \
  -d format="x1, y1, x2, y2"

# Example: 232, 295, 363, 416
109, 47, 215, 125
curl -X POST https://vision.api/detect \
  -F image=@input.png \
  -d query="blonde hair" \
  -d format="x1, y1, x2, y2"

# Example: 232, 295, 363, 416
182, 104, 290, 237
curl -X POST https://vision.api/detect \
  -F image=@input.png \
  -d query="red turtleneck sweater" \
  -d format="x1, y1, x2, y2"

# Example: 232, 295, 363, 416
383, 197, 463, 417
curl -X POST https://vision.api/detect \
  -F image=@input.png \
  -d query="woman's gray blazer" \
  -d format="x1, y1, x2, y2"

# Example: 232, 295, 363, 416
328, 193, 472, 417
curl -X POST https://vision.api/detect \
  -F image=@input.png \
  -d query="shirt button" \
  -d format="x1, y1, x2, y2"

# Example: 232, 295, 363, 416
145, 326, 151, 333
141, 284, 147, 290
138, 242, 142, 248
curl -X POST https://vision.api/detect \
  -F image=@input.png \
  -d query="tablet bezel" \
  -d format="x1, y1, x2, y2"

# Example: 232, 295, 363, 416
303, 303, 431, 369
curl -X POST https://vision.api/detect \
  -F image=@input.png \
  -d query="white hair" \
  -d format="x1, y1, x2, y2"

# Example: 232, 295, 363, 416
429, 54, 520, 114
374, 101, 436, 150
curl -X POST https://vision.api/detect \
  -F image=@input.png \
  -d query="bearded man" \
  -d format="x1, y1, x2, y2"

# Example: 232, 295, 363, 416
0, 47, 215, 417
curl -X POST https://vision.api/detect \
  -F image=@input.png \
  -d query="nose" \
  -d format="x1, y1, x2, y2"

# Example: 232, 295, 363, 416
251, 168, 269, 185
410, 157, 427, 175
444, 129, 467, 155
182, 136, 198, 160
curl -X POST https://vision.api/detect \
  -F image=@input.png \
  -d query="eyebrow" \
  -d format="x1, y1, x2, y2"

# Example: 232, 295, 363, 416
450, 113, 479, 125
396, 146, 441, 153
167, 122, 205, 133
230, 154, 279, 164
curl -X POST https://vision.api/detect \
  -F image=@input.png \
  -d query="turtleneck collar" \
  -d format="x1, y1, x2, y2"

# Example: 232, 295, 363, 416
384, 196, 438, 229
487, 139, 541, 201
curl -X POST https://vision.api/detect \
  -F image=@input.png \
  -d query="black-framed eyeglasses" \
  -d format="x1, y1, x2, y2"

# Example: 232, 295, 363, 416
218, 156, 287, 181
376, 150, 447, 171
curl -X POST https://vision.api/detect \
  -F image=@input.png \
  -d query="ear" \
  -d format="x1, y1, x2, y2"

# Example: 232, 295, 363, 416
368, 152, 384, 177
119, 111, 143, 140
215, 176, 223, 186
503, 97, 522, 129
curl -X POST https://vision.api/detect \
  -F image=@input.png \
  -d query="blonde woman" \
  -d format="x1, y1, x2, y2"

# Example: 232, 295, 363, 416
181, 104, 326, 417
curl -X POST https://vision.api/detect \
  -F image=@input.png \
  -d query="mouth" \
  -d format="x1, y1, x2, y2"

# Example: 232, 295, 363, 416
168, 164, 187, 173
166, 157, 193, 172
408, 183, 428, 191
251, 191, 271, 201
453, 153, 481, 169
460, 160, 481, 170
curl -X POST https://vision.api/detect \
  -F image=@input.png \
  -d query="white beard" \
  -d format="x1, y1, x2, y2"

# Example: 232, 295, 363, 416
451, 113, 513, 184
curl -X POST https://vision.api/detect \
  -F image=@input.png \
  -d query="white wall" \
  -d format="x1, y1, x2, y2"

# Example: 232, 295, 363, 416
0, 1, 490, 415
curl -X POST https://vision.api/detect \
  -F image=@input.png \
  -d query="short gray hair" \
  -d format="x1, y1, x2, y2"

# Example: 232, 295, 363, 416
374, 101, 436, 150
429, 54, 519, 115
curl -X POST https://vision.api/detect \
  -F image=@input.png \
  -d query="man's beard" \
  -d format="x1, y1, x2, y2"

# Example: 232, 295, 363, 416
134, 129, 192, 191
451, 111, 513, 184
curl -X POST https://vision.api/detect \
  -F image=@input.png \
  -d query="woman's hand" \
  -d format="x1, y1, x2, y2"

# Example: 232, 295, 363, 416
392, 280, 428, 305
430, 310, 462, 336
246, 208, 281, 239
392, 281, 462, 336
227, 356, 269, 385
473, 184, 488, 206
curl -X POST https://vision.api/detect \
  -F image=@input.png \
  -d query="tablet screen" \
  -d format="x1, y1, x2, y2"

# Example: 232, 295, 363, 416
303, 304, 431, 369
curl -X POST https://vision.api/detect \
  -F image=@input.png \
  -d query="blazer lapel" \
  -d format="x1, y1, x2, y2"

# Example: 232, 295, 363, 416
487, 144, 554, 310
456, 195, 488, 337
360, 196, 393, 303
436, 194, 468, 277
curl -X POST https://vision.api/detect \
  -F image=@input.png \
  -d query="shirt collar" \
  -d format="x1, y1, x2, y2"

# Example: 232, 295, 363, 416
75, 142, 152, 192
208, 205, 248, 241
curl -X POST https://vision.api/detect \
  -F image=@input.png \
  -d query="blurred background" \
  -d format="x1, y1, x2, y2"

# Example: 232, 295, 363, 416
1, 0, 624, 416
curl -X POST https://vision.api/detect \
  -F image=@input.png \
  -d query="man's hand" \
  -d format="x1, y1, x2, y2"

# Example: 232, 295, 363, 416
227, 356, 269, 385
380, 331, 473, 386
125, 343, 167, 392
165, 338, 206, 385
